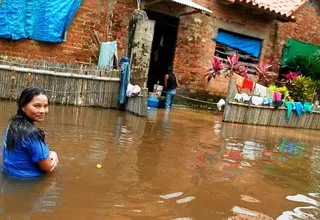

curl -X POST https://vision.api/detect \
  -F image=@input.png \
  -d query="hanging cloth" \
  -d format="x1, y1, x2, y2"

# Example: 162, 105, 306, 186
294, 102, 303, 117
251, 96, 264, 106
253, 83, 267, 97
242, 78, 255, 92
119, 57, 131, 105
274, 101, 283, 110
263, 97, 272, 105
303, 102, 313, 113
284, 101, 294, 120
273, 92, 282, 101
98, 41, 118, 70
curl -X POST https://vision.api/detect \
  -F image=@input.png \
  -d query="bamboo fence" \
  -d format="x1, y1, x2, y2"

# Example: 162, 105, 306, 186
223, 78, 320, 130
0, 63, 120, 108
0, 57, 118, 77
0, 57, 149, 116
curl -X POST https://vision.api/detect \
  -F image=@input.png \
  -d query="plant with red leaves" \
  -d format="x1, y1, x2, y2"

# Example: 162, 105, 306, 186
227, 54, 240, 73
253, 60, 276, 82
279, 71, 300, 88
204, 57, 224, 82
284, 71, 299, 80
238, 66, 249, 78
205, 54, 249, 82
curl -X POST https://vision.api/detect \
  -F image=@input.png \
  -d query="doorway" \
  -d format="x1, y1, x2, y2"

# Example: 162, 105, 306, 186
145, 10, 179, 92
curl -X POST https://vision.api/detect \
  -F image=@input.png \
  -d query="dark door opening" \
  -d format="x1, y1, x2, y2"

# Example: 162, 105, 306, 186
145, 10, 179, 92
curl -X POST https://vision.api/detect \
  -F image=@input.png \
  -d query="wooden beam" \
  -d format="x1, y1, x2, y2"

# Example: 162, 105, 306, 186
178, 10, 201, 17
143, 0, 164, 7
178, 9, 211, 17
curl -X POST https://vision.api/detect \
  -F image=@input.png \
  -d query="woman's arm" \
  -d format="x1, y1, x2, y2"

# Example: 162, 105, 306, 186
38, 151, 59, 172
164, 74, 169, 90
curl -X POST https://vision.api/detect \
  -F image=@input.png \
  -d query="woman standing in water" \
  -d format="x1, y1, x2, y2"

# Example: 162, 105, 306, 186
164, 66, 178, 110
2, 87, 58, 178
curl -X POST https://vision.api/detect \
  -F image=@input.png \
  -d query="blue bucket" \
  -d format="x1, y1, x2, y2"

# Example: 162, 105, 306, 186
147, 98, 159, 108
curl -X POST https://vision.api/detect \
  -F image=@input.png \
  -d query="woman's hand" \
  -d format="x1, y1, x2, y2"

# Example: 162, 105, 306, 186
49, 151, 59, 172
38, 151, 59, 173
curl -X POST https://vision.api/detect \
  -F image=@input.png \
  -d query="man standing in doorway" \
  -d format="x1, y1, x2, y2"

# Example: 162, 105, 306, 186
164, 66, 178, 110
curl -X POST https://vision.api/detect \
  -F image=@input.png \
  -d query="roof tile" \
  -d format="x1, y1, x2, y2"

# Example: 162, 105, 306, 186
236, 0, 309, 18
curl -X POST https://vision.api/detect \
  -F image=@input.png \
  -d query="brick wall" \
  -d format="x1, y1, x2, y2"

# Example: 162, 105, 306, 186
0, 0, 111, 64
272, 4, 320, 72
108, 0, 136, 59
174, 0, 274, 96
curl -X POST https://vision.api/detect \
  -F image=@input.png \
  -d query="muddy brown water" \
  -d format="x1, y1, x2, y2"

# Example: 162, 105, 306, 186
0, 100, 320, 219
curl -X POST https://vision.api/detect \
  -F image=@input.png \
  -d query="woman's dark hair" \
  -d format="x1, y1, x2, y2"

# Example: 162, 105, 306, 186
6, 87, 47, 151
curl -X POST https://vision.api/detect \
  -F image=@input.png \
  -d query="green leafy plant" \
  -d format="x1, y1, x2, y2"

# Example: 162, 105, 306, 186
287, 50, 320, 80
269, 84, 290, 99
290, 76, 315, 102
314, 80, 320, 95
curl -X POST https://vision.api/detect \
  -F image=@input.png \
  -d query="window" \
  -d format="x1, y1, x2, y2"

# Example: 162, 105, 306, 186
213, 29, 262, 73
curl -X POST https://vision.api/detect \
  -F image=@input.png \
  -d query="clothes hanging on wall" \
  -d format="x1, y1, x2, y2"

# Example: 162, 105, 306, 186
303, 102, 313, 113
234, 93, 251, 102
119, 57, 131, 105
294, 102, 303, 117
242, 78, 255, 92
273, 92, 282, 101
251, 96, 264, 106
253, 84, 267, 97
284, 101, 294, 120
98, 41, 118, 70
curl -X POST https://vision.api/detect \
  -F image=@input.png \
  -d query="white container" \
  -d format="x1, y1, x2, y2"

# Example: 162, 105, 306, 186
149, 92, 158, 99
153, 84, 163, 96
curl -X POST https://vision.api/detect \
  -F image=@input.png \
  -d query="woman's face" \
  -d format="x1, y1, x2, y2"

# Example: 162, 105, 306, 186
22, 94, 49, 122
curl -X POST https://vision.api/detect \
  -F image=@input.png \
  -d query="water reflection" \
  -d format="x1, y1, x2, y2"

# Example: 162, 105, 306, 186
0, 100, 320, 219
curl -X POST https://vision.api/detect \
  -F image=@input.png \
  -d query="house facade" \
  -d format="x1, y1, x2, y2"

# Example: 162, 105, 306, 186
0, 0, 319, 98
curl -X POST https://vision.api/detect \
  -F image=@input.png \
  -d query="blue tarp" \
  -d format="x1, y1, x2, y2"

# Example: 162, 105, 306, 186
213, 31, 262, 58
0, 0, 82, 42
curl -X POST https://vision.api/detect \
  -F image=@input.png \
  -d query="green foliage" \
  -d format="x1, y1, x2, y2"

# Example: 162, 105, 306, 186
288, 50, 320, 80
289, 76, 315, 102
314, 80, 320, 95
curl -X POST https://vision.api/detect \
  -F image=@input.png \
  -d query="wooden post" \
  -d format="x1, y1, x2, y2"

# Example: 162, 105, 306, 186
223, 77, 237, 122
129, 19, 155, 88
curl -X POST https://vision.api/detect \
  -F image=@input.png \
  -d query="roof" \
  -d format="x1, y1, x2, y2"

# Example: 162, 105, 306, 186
227, 0, 309, 20
170, 0, 212, 14
143, 0, 212, 14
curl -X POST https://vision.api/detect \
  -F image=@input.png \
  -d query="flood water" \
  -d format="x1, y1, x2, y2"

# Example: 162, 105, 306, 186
0, 100, 320, 219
